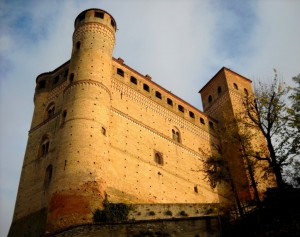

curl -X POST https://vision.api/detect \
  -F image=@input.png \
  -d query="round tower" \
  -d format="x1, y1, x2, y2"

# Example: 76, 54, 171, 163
45, 9, 117, 232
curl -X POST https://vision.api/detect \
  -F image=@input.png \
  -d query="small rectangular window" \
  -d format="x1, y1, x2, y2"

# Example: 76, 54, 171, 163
155, 91, 162, 99
178, 105, 184, 112
95, 11, 104, 19
189, 111, 195, 118
117, 68, 124, 77
209, 121, 214, 129
143, 83, 150, 92
200, 117, 205, 125
167, 98, 173, 106
64, 69, 69, 78
130, 76, 137, 85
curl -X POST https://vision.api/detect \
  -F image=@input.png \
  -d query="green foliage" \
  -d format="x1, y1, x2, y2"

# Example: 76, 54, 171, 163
93, 196, 130, 223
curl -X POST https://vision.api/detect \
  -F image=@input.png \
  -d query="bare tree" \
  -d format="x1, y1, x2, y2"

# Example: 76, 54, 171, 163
243, 71, 295, 190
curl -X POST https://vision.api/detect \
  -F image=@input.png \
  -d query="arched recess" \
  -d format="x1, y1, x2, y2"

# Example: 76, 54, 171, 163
45, 102, 55, 119
39, 135, 50, 158
172, 127, 181, 143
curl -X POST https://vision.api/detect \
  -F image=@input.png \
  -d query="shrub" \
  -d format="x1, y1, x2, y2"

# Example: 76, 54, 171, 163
179, 210, 188, 216
149, 211, 155, 216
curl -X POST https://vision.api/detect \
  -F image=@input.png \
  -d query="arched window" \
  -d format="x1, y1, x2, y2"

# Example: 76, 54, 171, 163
47, 103, 55, 119
233, 83, 238, 90
244, 88, 249, 96
154, 152, 164, 165
39, 137, 50, 157
44, 164, 53, 189
172, 128, 181, 143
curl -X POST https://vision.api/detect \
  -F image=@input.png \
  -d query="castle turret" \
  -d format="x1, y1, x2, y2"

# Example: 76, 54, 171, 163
46, 9, 117, 231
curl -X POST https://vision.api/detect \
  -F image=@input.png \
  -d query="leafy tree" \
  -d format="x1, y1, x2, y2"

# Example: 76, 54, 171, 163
243, 71, 295, 189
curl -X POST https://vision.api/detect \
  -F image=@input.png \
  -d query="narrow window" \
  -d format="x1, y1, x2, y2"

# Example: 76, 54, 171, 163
47, 104, 55, 118
61, 110, 67, 125
111, 19, 115, 27
53, 76, 59, 84
44, 165, 53, 189
95, 11, 104, 19
194, 185, 198, 193
218, 86, 222, 94
40, 137, 50, 157
178, 105, 184, 113
117, 68, 124, 77
189, 111, 195, 119
76, 41, 81, 50
130, 76, 137, 85
233, 83, 238, 90
143, 83, 150, 92
101, 127, 106, 136
38, 80, 46, 89
209, 121, 214, 129
167, 98, 173, 106
244, 88, 249, 95
200, 117, 205, 125
155, 91, 162, 99
208, 95, 212, 103
69, 73, 74, 83
172, 128, 181, 143
154, 152, 164, 165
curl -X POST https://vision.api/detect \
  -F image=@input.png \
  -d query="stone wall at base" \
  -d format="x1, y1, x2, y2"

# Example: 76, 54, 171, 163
49, 217, 220, 237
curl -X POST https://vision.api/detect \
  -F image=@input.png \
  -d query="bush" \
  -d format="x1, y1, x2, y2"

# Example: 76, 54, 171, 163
179, 210, 188, 216
149, 211, 156, 216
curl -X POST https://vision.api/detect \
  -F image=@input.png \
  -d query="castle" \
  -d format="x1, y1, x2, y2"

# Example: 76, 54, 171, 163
9, 8, 274, 236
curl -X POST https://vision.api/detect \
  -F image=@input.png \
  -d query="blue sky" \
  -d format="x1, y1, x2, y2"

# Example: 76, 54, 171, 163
0, 0, 300, 236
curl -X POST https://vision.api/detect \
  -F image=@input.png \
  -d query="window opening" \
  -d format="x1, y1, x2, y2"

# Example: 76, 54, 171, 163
44, 165, 53, 188
117, 68, 124, 77
76, 41, 81, 50
178, 105, 184, 113
244, 88, 249, 95
111, 19, 115, 27
155, 91, 162, 99
38, 80, 46, 89
167, 98, 173, 106
95, 11, 104, 19
40, 137, 50, 157
130, 76, 137, 85
154, 152, 164, 165
69, 73, 74, 83
200, 118, 205, 125
143, 83, 150, 92
189, 111, 195, 119
194, 185, 198, 193
101, 127, 106, 136
61, 110, 67, 125
209, 121, 214, 129
172, 129, 181, 143
218, 86, 222, 94
208, 95, 212, 103
233, 83, 238, 90
47, 104, 55, 118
